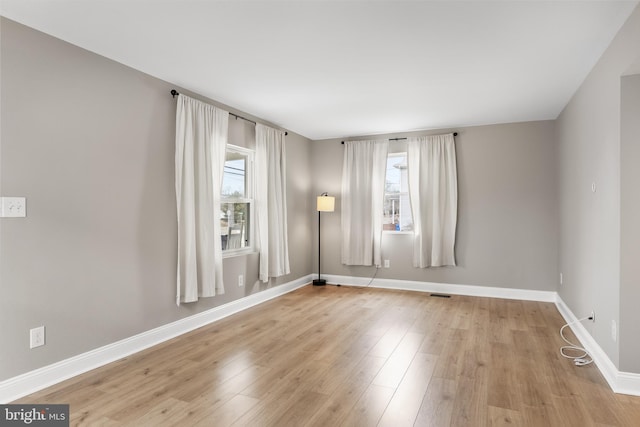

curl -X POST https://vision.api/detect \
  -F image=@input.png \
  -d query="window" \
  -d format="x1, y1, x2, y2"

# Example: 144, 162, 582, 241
221, 145, 253, 252
383, 152, 413, 232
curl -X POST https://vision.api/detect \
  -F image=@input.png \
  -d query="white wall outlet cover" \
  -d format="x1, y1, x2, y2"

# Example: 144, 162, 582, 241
0, 197, 27, 218
30, 326, 45, 349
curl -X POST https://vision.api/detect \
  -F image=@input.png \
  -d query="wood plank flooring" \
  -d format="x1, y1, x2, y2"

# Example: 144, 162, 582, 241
14, 285, 640, 426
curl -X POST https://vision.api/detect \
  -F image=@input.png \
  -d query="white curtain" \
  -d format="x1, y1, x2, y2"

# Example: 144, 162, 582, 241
407, 133, 458, 267
175, 94, 229, 304
255, 123, 290, 282
341, 140, 389, 267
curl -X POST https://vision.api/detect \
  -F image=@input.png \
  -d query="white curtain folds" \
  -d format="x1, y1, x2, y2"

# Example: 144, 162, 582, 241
341, 140, 389, 267
255, 124, 290, 282
407, 133, 458, 267
175, 94, 229, 304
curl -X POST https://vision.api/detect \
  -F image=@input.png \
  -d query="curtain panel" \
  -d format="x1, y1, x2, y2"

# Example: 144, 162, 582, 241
175, 94, 229, 304
407, 133, 458, 267
341, 140, 389, 267
255, 124, 290, 282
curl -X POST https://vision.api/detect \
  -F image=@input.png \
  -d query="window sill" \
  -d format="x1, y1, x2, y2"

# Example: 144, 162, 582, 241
382, 230, 413, 235
222, 248, 257, 259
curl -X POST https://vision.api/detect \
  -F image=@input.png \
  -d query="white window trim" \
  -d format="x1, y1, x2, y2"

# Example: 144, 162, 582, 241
382, 230, 414, 235
221, 144, 255, 256
222, 247, 257, 258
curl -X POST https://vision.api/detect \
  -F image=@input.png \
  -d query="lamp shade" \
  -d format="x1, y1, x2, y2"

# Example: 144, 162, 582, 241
317, 195, 335, 212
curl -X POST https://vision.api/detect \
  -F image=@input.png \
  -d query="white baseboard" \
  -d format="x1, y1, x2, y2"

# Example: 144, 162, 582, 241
555, 296, 640, 396
321, 274, 557, 302
0, 274, 313, 403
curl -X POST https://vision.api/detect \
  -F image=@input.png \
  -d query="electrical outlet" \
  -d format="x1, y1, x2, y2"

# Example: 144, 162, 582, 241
612, 320, 617, 342
30, 326, 45, 349
590, 310, 596, 322
0, 197, 27, 218
238, 274, 244, 287
384, 259, 390, 268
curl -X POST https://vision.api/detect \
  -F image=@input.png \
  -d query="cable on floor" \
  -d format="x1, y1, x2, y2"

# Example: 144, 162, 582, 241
559, 315, 594, 366
364, 266, 379, 287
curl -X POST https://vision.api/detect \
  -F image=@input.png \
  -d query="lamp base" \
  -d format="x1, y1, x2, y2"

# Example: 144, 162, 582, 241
313, 279, 327, 286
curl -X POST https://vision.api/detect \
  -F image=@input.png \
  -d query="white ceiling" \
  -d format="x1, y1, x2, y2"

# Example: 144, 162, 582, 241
1, 0, 637, 140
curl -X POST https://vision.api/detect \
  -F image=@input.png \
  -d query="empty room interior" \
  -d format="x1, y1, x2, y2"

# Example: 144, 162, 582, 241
2, 1, 640, 425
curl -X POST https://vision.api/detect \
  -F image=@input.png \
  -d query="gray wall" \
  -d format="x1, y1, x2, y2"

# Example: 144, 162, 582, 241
311, 121, 559, 292
556, 6, 640, 368
620, 73, 640, 373
0, 18, 312, 381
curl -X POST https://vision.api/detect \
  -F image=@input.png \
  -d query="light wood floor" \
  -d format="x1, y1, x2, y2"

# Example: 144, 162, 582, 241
15, 285, 640, 426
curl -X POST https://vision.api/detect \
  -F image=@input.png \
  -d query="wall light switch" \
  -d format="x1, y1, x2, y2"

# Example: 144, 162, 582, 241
1, 197, 27, 217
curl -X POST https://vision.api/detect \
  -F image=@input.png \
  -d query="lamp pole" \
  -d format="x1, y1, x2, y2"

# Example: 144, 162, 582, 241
314, 209, 325, 285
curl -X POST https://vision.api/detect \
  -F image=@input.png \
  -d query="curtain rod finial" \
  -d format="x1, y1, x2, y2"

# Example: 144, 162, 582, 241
171, 89, 179, 98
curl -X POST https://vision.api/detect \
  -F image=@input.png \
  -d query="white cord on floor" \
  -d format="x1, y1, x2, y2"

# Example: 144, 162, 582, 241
364, 266, 379, 287
559, 316, 594, 366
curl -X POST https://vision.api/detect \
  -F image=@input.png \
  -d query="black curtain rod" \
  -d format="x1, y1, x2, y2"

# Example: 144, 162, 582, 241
170, 89, 287, 136
341, 132, 457, 144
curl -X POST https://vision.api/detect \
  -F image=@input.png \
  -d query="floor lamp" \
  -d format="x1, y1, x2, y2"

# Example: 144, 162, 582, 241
314, 193, 335, 286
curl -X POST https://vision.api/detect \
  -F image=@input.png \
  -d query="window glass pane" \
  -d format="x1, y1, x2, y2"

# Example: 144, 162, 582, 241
383, 193, 400, 230
385, 155, 403, 193
221, 202, 250, 250
222, 151, 247, 198
384, 153, 412, 231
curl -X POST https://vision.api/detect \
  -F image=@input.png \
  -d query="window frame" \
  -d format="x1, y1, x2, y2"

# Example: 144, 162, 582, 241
221, 144, 255, 257
383, 151, 413, 234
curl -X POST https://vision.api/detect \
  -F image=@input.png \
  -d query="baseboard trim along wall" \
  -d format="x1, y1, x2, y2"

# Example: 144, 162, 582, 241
0, 274, 313, 403
555, 296, 640, 397
321, 274, 557, 302
3, 274, 639, 402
